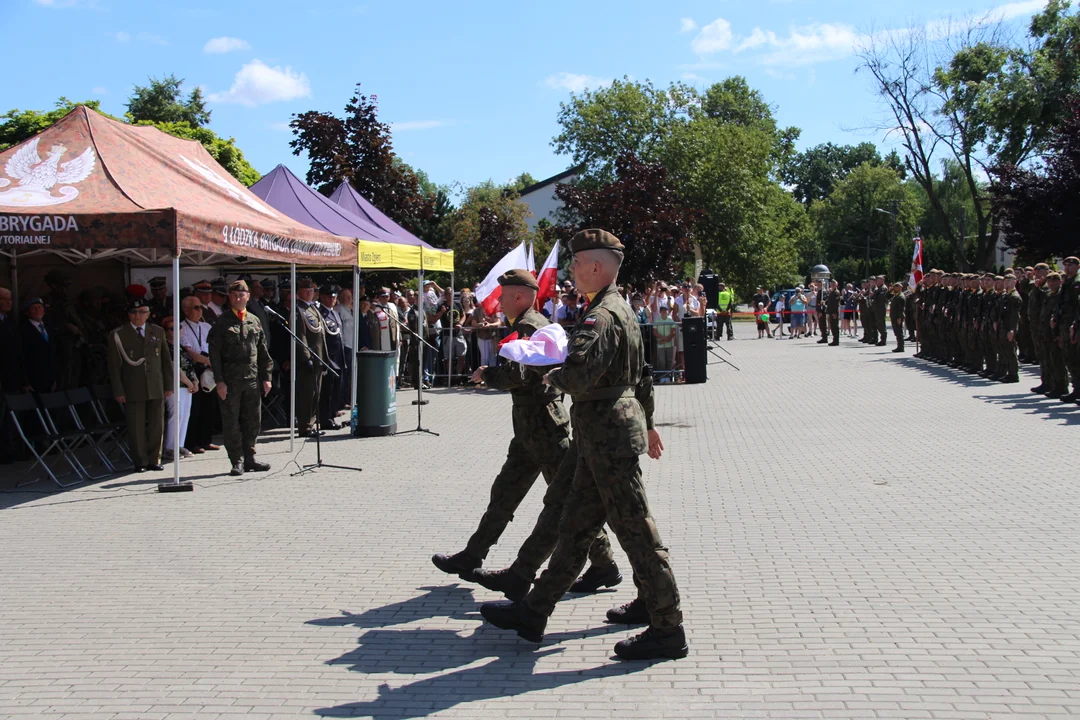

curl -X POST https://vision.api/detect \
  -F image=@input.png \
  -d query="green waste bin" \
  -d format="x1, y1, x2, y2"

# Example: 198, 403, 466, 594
351, 350, 398, 437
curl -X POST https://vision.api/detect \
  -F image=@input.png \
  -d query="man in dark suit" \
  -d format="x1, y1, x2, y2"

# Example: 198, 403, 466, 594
20, 297, 56, 394
318, 284, 346, 430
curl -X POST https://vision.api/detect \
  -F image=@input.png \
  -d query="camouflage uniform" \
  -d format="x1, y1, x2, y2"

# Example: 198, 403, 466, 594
1040, 280, 1068, 394
524, 282, 682, 629
1028, 280, 1047, 383
998, 286, 1022, 381
1056, 267, 1080, 395
208, 305, 272, 466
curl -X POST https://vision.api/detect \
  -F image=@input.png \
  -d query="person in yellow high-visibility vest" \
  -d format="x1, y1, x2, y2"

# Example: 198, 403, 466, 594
716, 283, 736, 340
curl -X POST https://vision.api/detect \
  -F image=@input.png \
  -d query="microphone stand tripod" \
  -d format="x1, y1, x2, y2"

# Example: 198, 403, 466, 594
385, 310, 440, 437
705, 340, 741, 371
263, 304, 363, 477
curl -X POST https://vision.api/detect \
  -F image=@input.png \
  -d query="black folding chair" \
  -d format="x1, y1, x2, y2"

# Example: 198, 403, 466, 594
36, 392, 112, 481
4, 392, 87, 488
65, 388, 131, 471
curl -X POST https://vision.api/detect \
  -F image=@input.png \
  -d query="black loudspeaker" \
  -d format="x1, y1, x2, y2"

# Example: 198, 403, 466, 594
698, 273, 719, 309
682, 316, 707, 384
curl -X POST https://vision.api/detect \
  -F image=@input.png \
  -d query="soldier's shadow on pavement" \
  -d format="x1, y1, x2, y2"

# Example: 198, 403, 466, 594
307, 584, 479, 629
971, 392, 1080, 424
313, 625, 646, 719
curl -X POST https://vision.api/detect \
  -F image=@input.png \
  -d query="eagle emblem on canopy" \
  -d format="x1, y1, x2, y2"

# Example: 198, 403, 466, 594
0, 137, 97, 207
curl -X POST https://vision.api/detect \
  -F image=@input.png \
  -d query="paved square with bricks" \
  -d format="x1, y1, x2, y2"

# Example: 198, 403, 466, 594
2, 334, 1079, 719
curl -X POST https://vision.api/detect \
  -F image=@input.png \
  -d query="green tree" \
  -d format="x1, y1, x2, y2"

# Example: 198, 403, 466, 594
126, 74, 210, 127
783, 142, 906, 205
812, 164, 921, 281
447, 181, 532, 286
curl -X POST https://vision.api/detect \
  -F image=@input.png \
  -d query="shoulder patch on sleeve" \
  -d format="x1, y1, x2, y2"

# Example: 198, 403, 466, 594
584, 317, 596, 325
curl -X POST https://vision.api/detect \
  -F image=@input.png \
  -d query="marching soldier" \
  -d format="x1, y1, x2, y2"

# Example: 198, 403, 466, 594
434, 269, 618, 597
480, 229, 687, 662
294, 278, 329, 437
207, 280, 273, 477
106, 297, 173, 472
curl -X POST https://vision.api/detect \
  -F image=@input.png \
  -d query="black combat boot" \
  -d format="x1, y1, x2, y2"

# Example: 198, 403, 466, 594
569, 562, 623, 593
229, 460, 244, 477
1031, 384, 1047, 393
892, 346, 904, 353
606, 597, 650, 625
876, 340, 887, 347
1060, 390, 1080, 403
829, 340, 839, 346
1003, 375, 1020, 384
480, 602, 547, 642
613, 625, 689, 661
1046, 389, 1064, 399
431, 550, 482, 579
244, 456, 270, 472
472, 567, 531, 603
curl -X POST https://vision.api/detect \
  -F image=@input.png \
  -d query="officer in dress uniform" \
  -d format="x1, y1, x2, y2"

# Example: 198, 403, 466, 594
318, 284, 346, 429
193, 280, 216, 323
106, 298, 173, 472
480, 229, 688, 662
294, 278, 329, 437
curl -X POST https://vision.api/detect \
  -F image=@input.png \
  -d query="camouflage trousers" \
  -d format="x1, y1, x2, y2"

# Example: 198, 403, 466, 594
524, 449, 682, 629
219, 379, 262, 464
982, 328, 998, 372
464, 402, 582, 561
1043, 336, 1068, 392
1064, 333, 1080, 391
507, 438, 614, 580
997, 331, 1018, 378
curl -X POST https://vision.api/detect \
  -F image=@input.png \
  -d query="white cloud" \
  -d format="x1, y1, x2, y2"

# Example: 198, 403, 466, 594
993, 0, 1048, 21
390, 120, 451, 132
204, 36, 251, 54
543, 72, 611, 93
208, 59, 311, 106
114, 31, 129, 42
681, 72, 705, 82
680, 18, 697, 34
691, 18, 735, 54
754, 23, 862, 66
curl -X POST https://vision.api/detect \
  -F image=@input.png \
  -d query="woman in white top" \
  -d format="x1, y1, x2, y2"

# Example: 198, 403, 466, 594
178, 295, 217, 454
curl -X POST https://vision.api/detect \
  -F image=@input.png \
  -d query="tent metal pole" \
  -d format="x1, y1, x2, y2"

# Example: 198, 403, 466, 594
418, 269, 424, 400
172, 256, 181, 484
158, 254, 191, 492
11, 251, 18, 311
351, 266, 360, 411
289, 263, 296, 454
447, 273, 454, 386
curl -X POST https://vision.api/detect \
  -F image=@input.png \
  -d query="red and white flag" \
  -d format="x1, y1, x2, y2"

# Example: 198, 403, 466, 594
535, 241, 559, 310
909, 237, 924, 290
477, 242, 530, 315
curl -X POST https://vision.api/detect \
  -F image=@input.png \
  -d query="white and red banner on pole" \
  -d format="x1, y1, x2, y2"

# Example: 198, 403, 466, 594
909, 237, 923, 290
535, 241, 559, 310
477, 242, 530, 314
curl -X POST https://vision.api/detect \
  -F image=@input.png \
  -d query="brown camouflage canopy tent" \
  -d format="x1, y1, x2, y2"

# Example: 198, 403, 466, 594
0, 106, 359, 488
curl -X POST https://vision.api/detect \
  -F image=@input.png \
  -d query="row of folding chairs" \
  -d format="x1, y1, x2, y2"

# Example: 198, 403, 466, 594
3, 386, 133, 489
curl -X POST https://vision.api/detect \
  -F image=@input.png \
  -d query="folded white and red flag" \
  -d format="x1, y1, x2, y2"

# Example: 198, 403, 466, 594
499, 323, 568, 366
476, 242, 530, 315
535, 241, 559, 310
909, 237, 924, 290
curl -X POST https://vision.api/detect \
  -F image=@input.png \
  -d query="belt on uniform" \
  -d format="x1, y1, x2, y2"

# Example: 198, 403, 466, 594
573, 385, 634, 402
511, 394, 559, 407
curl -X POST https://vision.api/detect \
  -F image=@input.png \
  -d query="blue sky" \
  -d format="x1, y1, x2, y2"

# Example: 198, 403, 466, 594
4, 0, 1048, 193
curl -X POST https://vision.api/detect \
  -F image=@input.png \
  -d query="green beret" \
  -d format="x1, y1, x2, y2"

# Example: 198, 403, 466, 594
228, 280, 249, 293
497, 268, 539, 291
569, 228, 624, 254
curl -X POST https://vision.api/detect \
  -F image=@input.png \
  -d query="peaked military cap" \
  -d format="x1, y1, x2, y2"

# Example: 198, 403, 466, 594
128, 298, 149, 312
210, 278, 228, 295
228, 279, 249, 293
1024, 266, 1034, 272
260, 278, 277, 290
319, 284, 339, 295
192, 279, 212, 292
1034, 263, 1050, 270
569, 228, 625, 254
23, 297, 44, 311
1047, 271, 1062, 280
148, 276, 167, 290
497, 268, 539, 291
278, 279, 292, 290
993, 275, 1004, 281
297, 277, 316, 289
1065, 256, 1080, 264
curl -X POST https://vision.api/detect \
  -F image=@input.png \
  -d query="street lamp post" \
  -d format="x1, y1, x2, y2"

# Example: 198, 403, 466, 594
874, 200, 900, 281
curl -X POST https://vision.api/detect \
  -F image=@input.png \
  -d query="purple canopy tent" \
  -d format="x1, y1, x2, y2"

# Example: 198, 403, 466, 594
328, 181, 428, 246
